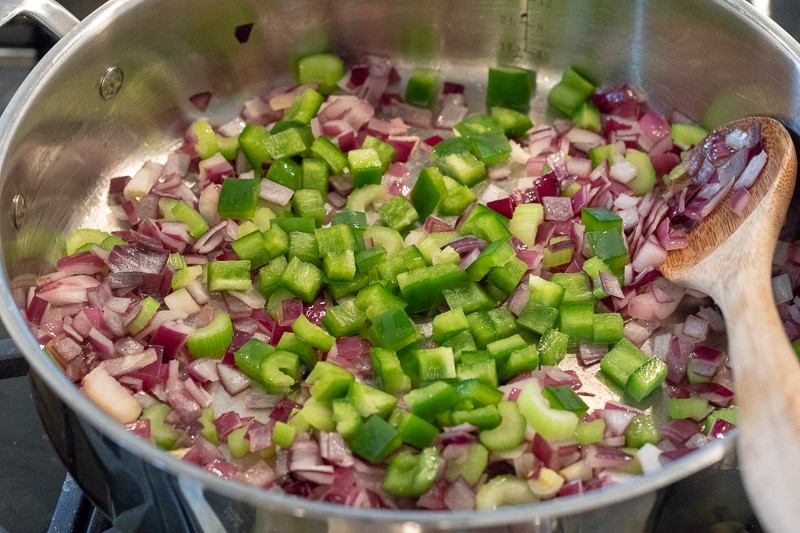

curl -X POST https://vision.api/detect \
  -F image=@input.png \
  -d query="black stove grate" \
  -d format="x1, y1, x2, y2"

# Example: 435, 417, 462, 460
49, 476, 111, 533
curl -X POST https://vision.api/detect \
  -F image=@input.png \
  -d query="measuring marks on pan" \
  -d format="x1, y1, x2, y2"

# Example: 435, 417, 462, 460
495, 0, 561, 66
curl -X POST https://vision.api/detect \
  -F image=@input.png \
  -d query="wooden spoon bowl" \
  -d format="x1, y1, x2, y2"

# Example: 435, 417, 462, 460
661, 116, 798, 533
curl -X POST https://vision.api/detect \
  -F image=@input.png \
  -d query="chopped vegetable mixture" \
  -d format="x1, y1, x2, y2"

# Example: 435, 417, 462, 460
22, 53, 767, 511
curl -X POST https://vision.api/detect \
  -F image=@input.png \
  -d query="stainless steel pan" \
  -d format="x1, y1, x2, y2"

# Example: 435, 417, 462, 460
0, 0, 799, 531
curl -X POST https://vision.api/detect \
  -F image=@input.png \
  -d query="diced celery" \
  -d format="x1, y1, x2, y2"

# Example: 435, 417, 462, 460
517, 380, 579, 441
475, 475, 537, 509
626, 149, 657, 196
479, 401, 526, 451
671, 123, 708, 150
297, 53, 344, 94
291, 315, 335, 351
508, 203, 543, 248
186, 312, 233, 359
346, 183, 386, 212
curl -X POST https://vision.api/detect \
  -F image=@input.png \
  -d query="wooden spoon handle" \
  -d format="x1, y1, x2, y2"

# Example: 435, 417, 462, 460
716, 274, 800, 533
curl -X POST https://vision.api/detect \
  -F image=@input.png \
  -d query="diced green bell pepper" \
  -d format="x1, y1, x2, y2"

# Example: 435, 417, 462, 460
486, 66, 534, 113
405, 70, 441, 109
280, 256, 323, 303
284, 88, 324, 124
543, 385, 589, 416
238, 124, 271, 177
371, 347, 412, 394
538, 328, 569, 366
207, 260, 252, 292
218, 178, 259, 220
348, 414, 402, 463
490, 106, 533, 138
410, 167, 447, 220
378, 196, 419, 233
368, 307, 420, 351
347, 381, 398, 419
348, 148, 384, 188
397, 263, 468, 313
404, 381, 460, 420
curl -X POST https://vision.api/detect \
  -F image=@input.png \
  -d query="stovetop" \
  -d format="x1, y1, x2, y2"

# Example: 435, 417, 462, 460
0, 1, 796, 532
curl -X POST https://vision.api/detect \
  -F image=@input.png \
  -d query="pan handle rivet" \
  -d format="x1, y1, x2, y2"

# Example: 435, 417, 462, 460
100, 66, 124, 100
11, 194, 25, 230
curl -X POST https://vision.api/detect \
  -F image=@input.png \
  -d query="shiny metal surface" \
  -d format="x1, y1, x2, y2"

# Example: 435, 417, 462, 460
0, 0, 78, 37
0, 0, 798, 531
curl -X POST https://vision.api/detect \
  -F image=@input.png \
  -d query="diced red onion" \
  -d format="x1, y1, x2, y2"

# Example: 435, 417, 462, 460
660, 418, 700, 444
319, 431, 355, 468
599, 409, 636, 437
584, 445, 634, 469
542, 196, 573, 221
259, 179, 294, 206
444, 477, 475, 511
577, 342, 608, 366
217, 364, 251, 396
189, 91, 212, 112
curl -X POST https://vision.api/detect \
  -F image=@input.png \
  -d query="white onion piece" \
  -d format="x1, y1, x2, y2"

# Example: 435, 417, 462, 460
228, 285, 267, 309
218, 117, 246, 137
724, 128, 750, 150
609, 161, 637, 184
163, 151, 191, 179
198, 184, 222, 226
164, 287, 201, 315
734, 150, 767, 190
218, 364, 251, 396
636, 443, 663, 473
632, 239, 668, 272
618, 206, 640, 230
269, 93, 294, 111
682, 315, 709, 341
124, 161, 164, 201
614, 193, 639, 210
101, 349, 158, 377
773, 273, 793, 304
198, 153, 234, 182
82, 365, 142, 423
509, 140, 531, 165
445, 477, 475, 511
479, 183, 510, 204
258, 178, 294, 206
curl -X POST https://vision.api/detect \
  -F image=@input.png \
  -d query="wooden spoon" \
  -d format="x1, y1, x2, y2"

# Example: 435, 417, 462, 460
660, 116, 798, 533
